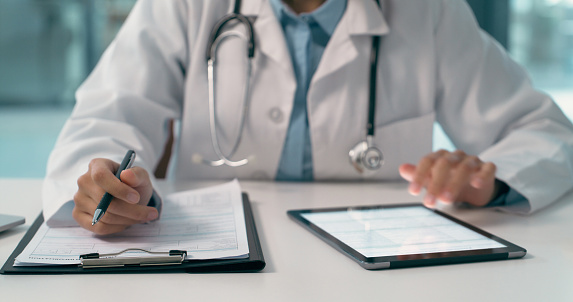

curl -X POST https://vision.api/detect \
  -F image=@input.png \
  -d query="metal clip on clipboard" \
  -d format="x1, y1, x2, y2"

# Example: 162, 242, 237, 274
79, 248, 187, 269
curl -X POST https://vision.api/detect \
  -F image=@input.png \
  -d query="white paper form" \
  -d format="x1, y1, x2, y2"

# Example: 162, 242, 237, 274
15, 179, 249, 266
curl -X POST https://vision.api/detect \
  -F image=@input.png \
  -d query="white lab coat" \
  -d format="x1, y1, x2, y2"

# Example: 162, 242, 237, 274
43, 0, 573, 226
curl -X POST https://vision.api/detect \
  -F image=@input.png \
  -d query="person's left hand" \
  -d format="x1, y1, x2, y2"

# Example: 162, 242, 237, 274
399, 149, 498, 207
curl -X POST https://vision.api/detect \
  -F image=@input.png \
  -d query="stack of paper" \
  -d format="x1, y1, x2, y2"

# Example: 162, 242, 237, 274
15, 180, 249, 266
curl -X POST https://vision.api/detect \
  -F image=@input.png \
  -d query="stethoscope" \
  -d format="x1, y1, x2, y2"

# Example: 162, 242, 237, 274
196, 0, 384, 174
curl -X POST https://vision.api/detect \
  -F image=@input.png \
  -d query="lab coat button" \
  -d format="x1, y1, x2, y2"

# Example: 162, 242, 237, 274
269, 107, 284, 123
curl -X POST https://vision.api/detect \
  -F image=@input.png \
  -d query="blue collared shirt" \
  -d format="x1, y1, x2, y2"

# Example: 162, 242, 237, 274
271, 0, 347, 181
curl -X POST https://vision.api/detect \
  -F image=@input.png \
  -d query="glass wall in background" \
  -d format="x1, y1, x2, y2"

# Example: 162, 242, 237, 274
511, 0, 573, 90
434, 0, 573, 151
0, 0, 136, 178
0, 0, 136, 106
0, 0, 572, 177
509, 0, 573, 110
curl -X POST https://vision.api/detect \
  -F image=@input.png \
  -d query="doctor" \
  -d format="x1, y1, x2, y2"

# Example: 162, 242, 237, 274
44, 0, 573, 234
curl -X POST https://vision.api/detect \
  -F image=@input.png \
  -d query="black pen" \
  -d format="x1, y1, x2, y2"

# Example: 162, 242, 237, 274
91, 150, 137, 226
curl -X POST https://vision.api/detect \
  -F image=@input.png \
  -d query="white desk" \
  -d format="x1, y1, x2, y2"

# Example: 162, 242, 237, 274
1, 179, 572, 301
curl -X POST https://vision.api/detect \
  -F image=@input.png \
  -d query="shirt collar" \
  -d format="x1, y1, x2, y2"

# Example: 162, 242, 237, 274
269, 0, 347, 36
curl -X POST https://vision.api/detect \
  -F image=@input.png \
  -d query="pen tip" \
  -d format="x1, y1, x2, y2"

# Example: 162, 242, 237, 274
92, 209, 103, 226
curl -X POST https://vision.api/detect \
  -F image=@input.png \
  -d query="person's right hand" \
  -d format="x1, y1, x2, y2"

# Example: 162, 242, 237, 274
73, 158, 158, 235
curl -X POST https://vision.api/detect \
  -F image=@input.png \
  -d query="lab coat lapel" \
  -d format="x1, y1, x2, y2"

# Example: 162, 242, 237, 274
312, 0, 389, 84
246, 0, 294, 77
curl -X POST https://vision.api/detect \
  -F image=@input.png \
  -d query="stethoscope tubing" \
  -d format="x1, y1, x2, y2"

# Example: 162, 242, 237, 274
200, 9, 256, 167
199, 0, 384, 172
205, 32, 253, 167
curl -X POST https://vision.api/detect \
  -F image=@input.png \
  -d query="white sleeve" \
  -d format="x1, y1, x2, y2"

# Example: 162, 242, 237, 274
434, 0, 573, 214
43, 0, 189, 225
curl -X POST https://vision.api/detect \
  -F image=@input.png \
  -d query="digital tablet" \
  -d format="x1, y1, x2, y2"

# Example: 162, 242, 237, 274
0, 214, 25, 233
288, 204, 526, 270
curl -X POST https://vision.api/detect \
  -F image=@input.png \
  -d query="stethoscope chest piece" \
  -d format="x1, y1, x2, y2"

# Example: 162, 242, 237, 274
349, 137, 384, 174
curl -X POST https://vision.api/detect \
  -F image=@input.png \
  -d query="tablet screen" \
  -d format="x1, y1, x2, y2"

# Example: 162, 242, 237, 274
289, 204, 526, 269
300, 206, 505, 258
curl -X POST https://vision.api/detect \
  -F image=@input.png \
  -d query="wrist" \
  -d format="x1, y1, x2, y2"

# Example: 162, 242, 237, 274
487, 179, 510, 207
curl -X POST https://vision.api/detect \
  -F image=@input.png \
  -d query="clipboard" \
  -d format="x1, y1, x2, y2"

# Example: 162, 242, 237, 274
1, 193, 265, 274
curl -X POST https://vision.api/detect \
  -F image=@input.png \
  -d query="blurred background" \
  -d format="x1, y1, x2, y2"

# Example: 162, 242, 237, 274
0, 0, 572, 177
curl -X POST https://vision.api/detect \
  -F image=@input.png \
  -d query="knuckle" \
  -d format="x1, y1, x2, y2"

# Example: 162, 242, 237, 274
88, 158, 102, 170
419, 157, 434, 167
459, 161, 476, 172
73, 192, 82, 205
467, 155, 480, 163
435, 157, 450, 166
460, 156, 480, 170
436, 149, 449, 155
91, 168, 107, 184
77, 173, 90, 189
485, 162, 496, 172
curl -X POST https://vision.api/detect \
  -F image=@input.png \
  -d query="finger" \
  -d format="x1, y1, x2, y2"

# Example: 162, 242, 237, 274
399, 164, 416, 182
471, 162, 496, 189
105, 200, 159, 222
76, 172, 103, 203
73, 190, 96, 213
76, 173, 108, 209
120, 167, 152, 205
120, 167, 149, 188
424, 151, 468, 205
427, 153, 461, 194
97, 210, 144, 226
90, 159, 140, 204
411, 150, 449, 195
73, 207, 128, 235
73, 193, 144, 226
440, 156, 481, 203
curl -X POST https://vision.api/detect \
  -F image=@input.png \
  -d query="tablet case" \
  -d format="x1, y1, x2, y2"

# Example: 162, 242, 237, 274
1, 193, 265, 274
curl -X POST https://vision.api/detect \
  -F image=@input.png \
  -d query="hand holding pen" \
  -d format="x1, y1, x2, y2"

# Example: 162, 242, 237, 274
92, 150, 137, 225
72, 150, 158, 235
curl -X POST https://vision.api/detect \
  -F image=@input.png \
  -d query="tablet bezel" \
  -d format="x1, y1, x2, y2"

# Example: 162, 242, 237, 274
287, 203, 526, 270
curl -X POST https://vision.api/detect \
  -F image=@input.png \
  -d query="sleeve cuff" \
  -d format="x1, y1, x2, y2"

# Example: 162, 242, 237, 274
486, 179, 527, 208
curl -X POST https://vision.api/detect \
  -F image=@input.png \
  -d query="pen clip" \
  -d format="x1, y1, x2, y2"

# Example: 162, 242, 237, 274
125, 152, 136, 170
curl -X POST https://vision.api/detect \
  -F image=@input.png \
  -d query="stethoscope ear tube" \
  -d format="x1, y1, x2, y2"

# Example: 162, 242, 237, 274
206, 13, 255, 62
